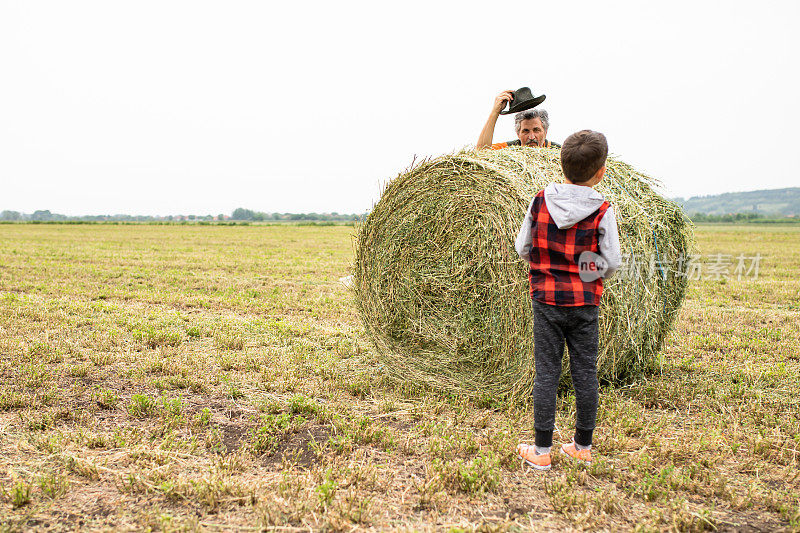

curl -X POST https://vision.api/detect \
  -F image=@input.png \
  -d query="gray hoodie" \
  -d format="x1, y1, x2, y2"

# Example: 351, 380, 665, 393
515, 183, 622, 278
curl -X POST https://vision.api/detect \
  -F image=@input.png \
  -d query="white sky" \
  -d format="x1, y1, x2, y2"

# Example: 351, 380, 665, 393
1, 0, 798, 216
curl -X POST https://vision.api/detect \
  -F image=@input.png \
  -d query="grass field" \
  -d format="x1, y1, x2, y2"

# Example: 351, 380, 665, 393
0, 223, 798, 531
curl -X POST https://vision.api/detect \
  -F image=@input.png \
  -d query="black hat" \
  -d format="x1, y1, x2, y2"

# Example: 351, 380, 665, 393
500, 87, 546, 115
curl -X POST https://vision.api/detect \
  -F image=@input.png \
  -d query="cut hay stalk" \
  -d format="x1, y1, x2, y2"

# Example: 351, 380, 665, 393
354, 147, 694, 403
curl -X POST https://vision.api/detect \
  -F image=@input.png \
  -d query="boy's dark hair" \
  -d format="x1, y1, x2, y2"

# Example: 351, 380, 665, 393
560, 130, 608, 183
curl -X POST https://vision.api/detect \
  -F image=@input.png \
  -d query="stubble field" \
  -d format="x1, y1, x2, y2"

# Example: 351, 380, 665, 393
0, 223, 798, 532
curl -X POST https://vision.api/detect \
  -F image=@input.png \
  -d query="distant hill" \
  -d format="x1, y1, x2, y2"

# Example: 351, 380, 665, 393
673, 188, 800, 216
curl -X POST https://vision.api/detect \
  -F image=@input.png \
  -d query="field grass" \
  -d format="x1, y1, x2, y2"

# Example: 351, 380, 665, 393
0, 223, 798, 532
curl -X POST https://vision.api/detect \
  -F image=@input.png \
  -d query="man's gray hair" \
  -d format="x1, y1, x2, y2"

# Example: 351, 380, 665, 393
514, 108, 549, 134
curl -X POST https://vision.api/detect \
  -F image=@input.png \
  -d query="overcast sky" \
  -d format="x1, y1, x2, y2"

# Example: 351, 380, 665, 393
1, 1, 798, 216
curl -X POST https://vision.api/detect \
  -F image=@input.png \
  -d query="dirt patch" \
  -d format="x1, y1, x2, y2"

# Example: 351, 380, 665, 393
714, 511, 789, 533
219, 422, 251, 452
263, 424, 333, 468
387, 419, 416, 431
89, 500, 115, 517
476, 499, 535, 522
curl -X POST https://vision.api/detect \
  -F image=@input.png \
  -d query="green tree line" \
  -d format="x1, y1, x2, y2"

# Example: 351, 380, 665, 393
229, 208, 363, 221
1, 209, 366, 223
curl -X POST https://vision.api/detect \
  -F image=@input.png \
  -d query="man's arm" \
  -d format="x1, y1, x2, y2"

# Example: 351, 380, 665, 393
477, 90, 514, 149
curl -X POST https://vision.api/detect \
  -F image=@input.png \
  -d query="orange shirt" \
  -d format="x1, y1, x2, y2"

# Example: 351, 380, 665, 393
490, 140, 561, 150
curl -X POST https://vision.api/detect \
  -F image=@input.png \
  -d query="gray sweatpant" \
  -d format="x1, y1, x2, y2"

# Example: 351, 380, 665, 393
532, 299, 599, 448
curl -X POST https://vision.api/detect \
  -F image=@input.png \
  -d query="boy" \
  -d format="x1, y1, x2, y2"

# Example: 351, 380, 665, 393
514, 130, 622, 470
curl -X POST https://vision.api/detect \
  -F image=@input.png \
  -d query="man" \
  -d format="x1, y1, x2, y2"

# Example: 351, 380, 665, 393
477, 89, 561, 150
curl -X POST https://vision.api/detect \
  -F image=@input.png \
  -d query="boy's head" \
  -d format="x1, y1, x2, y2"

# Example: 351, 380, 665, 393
560, 130, 608, 185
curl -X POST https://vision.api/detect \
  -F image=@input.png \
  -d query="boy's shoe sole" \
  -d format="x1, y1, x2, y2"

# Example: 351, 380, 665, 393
560, 441, 592, 466
516, 443, 551, 471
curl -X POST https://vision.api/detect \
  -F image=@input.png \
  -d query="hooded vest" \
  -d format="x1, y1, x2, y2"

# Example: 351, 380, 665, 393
528, 190, 609, 306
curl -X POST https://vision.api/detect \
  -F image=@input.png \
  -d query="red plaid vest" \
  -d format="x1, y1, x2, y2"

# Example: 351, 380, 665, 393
527, 190, 610, 306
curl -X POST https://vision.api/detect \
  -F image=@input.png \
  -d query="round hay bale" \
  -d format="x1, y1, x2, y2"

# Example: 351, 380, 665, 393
354, 147, 693, 403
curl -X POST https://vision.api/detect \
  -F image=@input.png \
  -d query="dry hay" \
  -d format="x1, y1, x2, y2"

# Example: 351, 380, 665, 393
354, 147, 694, 403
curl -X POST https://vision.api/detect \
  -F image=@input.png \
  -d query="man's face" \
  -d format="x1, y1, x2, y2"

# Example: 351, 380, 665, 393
517, 118, 546, 147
